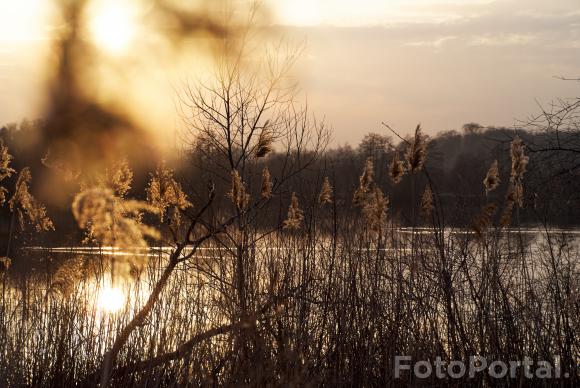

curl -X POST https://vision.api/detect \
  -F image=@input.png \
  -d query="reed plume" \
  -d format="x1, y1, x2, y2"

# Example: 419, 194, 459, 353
283, 192, 304, 230
261, 167, 273, 199
0, 141, 15, 205
0, 140, 14, 181
483, 160, 500, 194
146, 162, 192, 224
73, 188, 160, 247
405, 124, 428, 174
353, 158, 374, 206
508, 137, 528, 207
507, 182, 524, 207
256, 122, 273, 158
72, 188, 160, 276
353, 158, 389, 232
319, 177, 333, 205
389, 151, 406, 184
510, 136, 529, 182
361, 186, 389, 233
8, 168, 54, 232
98, 159, 133, 198
501, 136, 529, 225
228, 170, 250, 210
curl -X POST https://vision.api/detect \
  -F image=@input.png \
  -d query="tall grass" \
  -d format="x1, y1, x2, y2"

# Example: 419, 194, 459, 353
0, 221, 578, 386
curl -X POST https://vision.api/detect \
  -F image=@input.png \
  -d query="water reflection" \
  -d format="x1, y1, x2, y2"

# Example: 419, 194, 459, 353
1, 228, 578, 385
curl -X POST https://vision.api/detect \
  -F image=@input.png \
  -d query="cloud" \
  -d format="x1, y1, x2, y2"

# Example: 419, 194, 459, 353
404, 35, 457, 48
469, 33, 537, 46
285, 0, 580, 143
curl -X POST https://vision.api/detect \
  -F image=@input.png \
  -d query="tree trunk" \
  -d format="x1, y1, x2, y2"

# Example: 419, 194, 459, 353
99, 246, 182, 387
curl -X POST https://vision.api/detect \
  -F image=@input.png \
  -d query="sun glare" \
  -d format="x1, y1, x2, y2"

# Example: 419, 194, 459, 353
97, 286, 126, 314
88, 0, 139, 55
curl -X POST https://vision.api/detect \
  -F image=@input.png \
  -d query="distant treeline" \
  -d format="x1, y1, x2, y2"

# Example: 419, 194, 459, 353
1, 119, 579, 249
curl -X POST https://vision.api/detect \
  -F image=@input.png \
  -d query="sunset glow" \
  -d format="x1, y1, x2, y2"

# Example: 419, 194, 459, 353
1, 0, 579, 385
1, 0, 579, 143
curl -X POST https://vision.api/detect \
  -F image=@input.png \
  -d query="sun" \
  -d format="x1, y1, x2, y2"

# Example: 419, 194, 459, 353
87, 0, 139, 55
97, 286, 126, 314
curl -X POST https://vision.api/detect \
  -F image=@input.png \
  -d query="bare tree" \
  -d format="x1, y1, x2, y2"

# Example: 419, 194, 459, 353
179, 35, 329, 328
89, 30, 330, 387
521, 86, 580, 174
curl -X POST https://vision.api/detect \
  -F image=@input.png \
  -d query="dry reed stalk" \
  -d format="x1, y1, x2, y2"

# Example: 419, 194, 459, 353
147, 162, 192, 224
256, 124, 273, 158
228, 170, 250, 210
9, 168, 54, 232
353, 158, 374, 206
319, 177, 333, 205
283, 192, 304, 229
405, 124, 428, 174
483, 160, 500, 194
0, 140, 15, 205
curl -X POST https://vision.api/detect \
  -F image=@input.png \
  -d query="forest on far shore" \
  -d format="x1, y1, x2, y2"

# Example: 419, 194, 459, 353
1, 118, 579, 251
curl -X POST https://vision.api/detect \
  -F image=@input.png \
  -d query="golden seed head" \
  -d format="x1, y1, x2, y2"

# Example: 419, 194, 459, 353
283, 192, 304, 230
404, 124, 428, 174
483, 160, 500, 194
319, 177, 333, 205
228, 170, 250, 210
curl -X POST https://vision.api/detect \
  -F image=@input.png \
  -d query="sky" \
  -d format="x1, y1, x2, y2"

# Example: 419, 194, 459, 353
0, 0, 579, 144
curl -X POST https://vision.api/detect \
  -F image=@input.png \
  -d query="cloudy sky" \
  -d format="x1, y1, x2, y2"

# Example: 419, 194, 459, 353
0, 0, 579, 144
